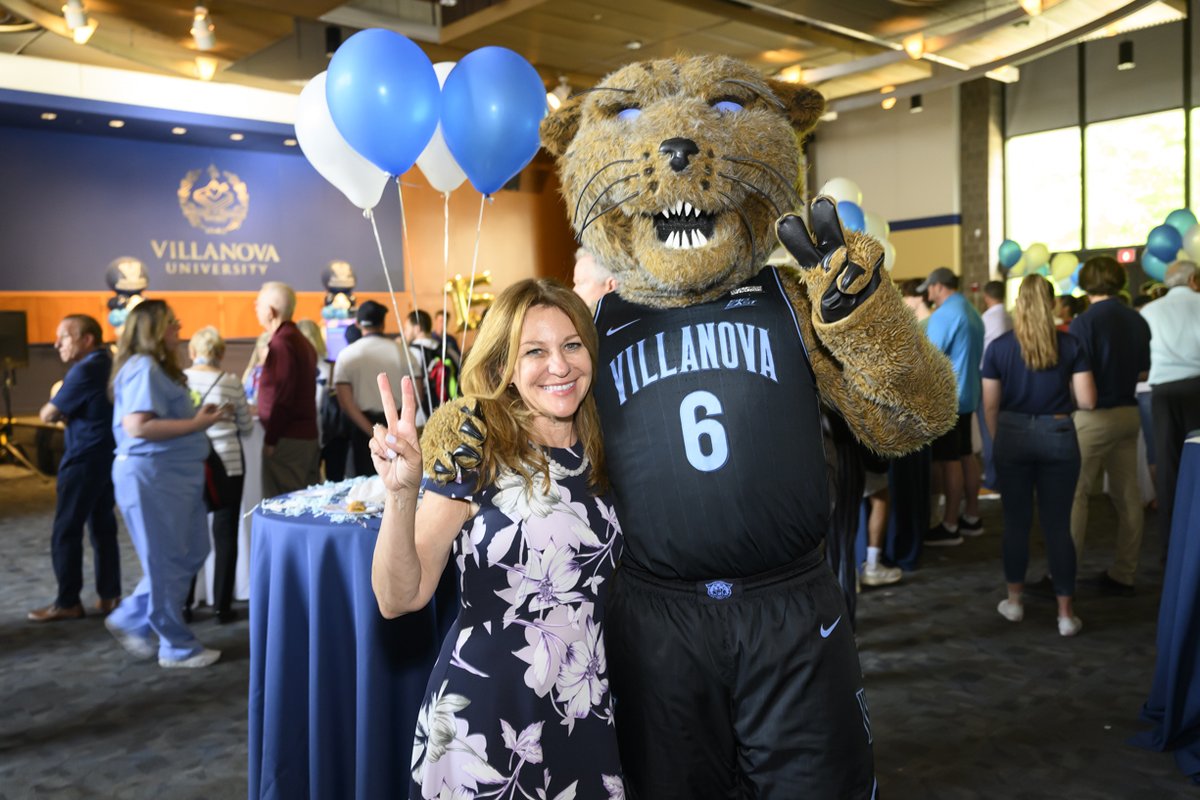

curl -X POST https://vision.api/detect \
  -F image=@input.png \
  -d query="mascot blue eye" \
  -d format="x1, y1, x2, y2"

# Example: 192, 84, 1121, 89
713, 100, 744, 114
617, 107, 642, 121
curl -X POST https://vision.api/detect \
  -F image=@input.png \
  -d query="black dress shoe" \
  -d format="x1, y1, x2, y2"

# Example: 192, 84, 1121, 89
1097, 571, 1135, 597
216, 608, 240, 625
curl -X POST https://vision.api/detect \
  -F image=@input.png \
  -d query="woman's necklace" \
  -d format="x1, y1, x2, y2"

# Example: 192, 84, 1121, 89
544, 447, 589, 479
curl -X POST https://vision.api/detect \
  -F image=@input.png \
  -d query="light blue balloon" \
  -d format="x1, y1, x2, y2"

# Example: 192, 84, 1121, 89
441, 47, 547, 196
1165, 208, 1198, 237
998, 239, 1022, 269
1142, 250, 1168, 282
1146, 224, 1183, 262
326, 29, 441, 176
837, 201, 865, 233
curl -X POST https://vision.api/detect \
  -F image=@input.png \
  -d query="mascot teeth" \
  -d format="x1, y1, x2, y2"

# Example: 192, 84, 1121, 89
654, 203, 715, 248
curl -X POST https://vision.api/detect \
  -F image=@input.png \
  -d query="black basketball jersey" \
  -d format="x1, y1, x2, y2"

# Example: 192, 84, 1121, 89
593, 267, 829, 580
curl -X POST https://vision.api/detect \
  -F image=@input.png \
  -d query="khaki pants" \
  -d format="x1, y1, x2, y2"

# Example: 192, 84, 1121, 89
261, 436, 320, 499
1070, 406, 1144, 585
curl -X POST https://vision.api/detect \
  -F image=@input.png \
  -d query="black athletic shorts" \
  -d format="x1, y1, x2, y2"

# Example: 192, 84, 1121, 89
931, 412, 973, 461
606, 548, 877, 800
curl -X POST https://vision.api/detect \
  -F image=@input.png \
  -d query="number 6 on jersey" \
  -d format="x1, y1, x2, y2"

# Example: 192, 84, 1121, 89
679, 390, 729, 472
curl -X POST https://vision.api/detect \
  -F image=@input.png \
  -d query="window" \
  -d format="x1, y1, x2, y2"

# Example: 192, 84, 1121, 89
1005, 128, 1082, 252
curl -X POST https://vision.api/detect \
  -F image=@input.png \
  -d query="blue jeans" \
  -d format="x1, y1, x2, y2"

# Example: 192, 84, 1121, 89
993, 412, 1081, 596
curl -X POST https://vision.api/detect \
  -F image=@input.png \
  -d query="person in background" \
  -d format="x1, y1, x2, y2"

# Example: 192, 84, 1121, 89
861, 449, 902, 588
255, 282, 320, 498
572, 247, 618, 309
1067, 257, 1151, 596
105, 300, 226, 668
1056, 295, 1084, 332
184, 326, 254, 624
898, 278, 932, 330
432, 309, 462, 365
241, 331, 270, 405
28, 314, 121, 622
977, 280, 1012, 492
295, 320, 330, 443
982, 275, 1096, 637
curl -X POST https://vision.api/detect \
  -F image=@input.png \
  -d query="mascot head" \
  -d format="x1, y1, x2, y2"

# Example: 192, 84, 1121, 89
541, 54, 824, 307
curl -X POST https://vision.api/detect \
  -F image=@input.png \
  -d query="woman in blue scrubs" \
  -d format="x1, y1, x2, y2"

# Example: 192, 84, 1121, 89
104, 300, 227, 668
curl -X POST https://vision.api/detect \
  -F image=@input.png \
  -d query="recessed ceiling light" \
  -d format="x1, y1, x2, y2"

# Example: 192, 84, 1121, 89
229, 133, 244, 141
172, 126, 187, 135
41, 112, 57, 121
624, 40, 643, 50
881, 97, 897, 110
108, 119, 124, 128
283, 138, 297, 147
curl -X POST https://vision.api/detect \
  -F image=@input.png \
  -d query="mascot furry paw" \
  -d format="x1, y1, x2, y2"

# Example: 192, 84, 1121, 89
425, 54, 957, 799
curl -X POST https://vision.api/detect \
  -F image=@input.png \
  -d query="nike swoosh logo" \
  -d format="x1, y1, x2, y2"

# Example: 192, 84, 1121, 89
606, 319, 640, 336
820, 616, 841, 638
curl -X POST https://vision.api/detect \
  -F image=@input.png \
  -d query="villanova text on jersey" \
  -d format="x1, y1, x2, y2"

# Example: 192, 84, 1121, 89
607, 322, 778, 406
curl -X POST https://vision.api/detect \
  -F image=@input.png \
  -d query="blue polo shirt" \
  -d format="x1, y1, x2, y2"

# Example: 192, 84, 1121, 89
1068, 299, 1150, 408
925, 292, 984, 412
51, 348, 116, 467
981, 330, 1091, 415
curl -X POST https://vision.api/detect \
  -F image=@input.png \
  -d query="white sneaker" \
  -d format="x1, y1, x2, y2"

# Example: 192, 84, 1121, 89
997, 599, 1024, 622
861, 562, 902, 587
160, 648, 222, 669
1058, 616, 1083, 637
105, 616, 156, 660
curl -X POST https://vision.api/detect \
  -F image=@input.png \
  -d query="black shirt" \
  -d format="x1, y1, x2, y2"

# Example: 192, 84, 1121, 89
1068, 299, 1151, 408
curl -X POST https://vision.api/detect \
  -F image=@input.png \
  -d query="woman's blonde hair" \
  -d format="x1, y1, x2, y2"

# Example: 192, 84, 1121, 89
1012, 275, 1059, 371
112, 299, 185, 387
189, 325, 226, 364
461, 278, 607, 493
296, 319, 327, 361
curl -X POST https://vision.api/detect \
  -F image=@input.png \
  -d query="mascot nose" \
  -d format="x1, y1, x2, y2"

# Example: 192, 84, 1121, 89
659, 138, 699, 172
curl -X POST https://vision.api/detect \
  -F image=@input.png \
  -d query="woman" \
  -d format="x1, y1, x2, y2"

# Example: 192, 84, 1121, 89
184, 326, 254, 624
982, 275, 1097, 636
105, 300, 227, 668
370, 279, 624, 799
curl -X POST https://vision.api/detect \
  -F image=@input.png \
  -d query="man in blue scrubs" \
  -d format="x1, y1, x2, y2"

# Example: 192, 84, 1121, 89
29, 314, 121, 622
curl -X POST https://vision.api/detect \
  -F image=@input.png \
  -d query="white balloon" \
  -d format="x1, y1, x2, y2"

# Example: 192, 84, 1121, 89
883, 239, 896, 271
415, 62, 469, 194
864, 211, 890, 241
295, 72, 388, 210
820, 177, 863, 206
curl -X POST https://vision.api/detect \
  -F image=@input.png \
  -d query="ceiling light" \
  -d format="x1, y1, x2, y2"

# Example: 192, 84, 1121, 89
41, 112, 57, 121
283, 138, 297, 147
546, 76, 571, 111
986, 65, 1021, 83
1018, 0, 1042, 15
881, 97, 897, 110
172, 126, 187, 135
1118, 40, 1135, 71
881, 85, 895, 94
195, 56, 218, 81
624, 40, 643, 50
192, 5, 215, 51
72, 21, 96, 44
903, 33, 925, 60
819, 110, 838, 123
108, 119, 124, 128
910, 94, 923, 113
777, 65, 805, 84
229, 133, 244, 141
62, 0, 87, 30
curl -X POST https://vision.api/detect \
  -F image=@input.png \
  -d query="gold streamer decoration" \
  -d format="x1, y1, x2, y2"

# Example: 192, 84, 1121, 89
445, 271, 494, 331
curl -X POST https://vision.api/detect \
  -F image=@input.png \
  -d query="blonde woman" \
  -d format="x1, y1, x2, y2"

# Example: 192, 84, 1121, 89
106, 301, 227, 667
982, 276, 1097, 636
370, 279, 624, 798
184, 326, 254, 623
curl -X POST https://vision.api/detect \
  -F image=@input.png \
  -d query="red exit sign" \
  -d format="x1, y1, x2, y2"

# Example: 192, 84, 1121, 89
1117, 248, 1137, 264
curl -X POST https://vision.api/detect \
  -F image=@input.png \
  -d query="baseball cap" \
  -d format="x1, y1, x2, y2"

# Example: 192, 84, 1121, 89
356, 300, 387, 328
916, 267, 958, 293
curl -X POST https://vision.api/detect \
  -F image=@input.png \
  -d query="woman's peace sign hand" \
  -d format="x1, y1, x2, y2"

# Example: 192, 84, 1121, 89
370, 374, 423, 497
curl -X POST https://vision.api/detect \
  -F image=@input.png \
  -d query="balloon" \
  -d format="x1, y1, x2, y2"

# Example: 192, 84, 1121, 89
882, 240, 896, 271
295, 73, 388, 210
1142, 250, 1168, 282
1146, 224, 1183, 262
415, 62, 469, 194
326, 28, 440, 176
820, 177, 862, 206
1165, 208, 1198, 237
864, 211, 890, 241
1184, 223, 1200, 261
998, 239, 1022, 269
441, 46, 547, 196
1008, 255, 1028, 278
837, 201, 865, 233
1049, 252, 1078, 281
1024, 242, 1050, 269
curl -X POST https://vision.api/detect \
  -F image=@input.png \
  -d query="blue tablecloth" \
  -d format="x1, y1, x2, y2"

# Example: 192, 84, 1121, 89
1133, 436, 1200, 784
248, 508, 451, 800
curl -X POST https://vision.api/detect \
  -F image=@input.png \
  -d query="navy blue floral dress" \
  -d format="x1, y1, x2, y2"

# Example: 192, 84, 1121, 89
412, 446, 625, 800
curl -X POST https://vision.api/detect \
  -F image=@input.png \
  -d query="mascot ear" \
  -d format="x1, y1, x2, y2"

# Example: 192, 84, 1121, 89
766, 80, 826, 136
540, 94, 586, 158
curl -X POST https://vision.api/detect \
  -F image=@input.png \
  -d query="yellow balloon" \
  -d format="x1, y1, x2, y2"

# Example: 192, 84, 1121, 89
1050, 252, 1078, 281
1025, 243, 1050, 269
1008, 256, 1028, 278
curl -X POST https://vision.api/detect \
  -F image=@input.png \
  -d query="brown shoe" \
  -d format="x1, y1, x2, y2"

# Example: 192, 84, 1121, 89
27, 603, 85, 622
95, 597, 120, 615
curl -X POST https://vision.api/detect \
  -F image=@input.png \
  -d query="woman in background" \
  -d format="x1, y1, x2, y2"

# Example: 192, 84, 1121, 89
982, 275, 1096, 637
184, 326, 254, 624
105, 300, 227, 668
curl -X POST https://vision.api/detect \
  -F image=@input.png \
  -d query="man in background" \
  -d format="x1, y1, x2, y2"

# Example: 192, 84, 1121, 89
573, 247, 618, 309
431, 309, 462, 365
405, 310, 458, 415
255, 281, 320, 498
29, 314, 121, 622
978, 281, 1012, 490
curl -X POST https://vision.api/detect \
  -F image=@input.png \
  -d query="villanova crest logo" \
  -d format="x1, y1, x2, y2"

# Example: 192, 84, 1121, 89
178, 164, 249, 234
705, 580, 733, 600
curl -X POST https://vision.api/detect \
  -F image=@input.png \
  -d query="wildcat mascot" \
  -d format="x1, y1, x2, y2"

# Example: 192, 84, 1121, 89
425, 55, 957, 799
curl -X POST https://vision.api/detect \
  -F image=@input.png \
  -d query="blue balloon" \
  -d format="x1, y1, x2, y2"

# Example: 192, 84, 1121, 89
326, 29, 440, 176
998, 239, 1022, 269
1142, 250, 1168, 282
837, 201, 865, 233
441, 47, 548, 196
1165, 208, 1198, 237
1146, 224, 1183, 262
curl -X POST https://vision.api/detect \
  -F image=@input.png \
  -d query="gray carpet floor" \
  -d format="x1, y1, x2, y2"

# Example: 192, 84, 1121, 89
0, 463, 1195, 799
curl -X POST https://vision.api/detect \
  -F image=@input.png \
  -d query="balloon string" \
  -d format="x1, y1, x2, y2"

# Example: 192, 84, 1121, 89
440, 190, 451, 404
397, 179, 434, 416
365, 207, 422, 412
461, 193, 487, 350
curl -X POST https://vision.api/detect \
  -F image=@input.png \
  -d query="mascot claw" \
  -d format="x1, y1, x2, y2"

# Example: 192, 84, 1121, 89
423, 398, 488, 484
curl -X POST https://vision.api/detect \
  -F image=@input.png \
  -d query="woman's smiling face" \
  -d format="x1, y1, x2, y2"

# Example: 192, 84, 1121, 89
513, 304, 592, 441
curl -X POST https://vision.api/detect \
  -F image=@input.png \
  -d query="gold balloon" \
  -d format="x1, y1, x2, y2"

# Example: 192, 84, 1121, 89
445, 271, 494, 331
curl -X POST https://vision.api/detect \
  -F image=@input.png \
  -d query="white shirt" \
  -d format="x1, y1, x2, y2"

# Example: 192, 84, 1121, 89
981, 303, 1013, 368
1142, 286, 1200, 385
184, 368, 255, 476
332, 334, 417, 414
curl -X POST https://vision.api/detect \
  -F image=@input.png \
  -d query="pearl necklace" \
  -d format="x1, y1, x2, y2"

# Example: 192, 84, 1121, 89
545, 448, 589, 479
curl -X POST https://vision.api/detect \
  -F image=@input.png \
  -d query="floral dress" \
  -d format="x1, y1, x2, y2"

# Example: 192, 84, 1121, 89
412, 446, 625, 800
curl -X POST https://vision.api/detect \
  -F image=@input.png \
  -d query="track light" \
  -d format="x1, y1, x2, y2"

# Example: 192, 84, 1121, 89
1118, 40, 1135, 71
1018, 0, 1042, 15
903, 33, 925, 60
192, 5, 215, 51
62, 0, 87, 30
195, 56, 218, 81
910, 94, 923, 113
546, 76, 571, 111
73, 21, 97, 44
